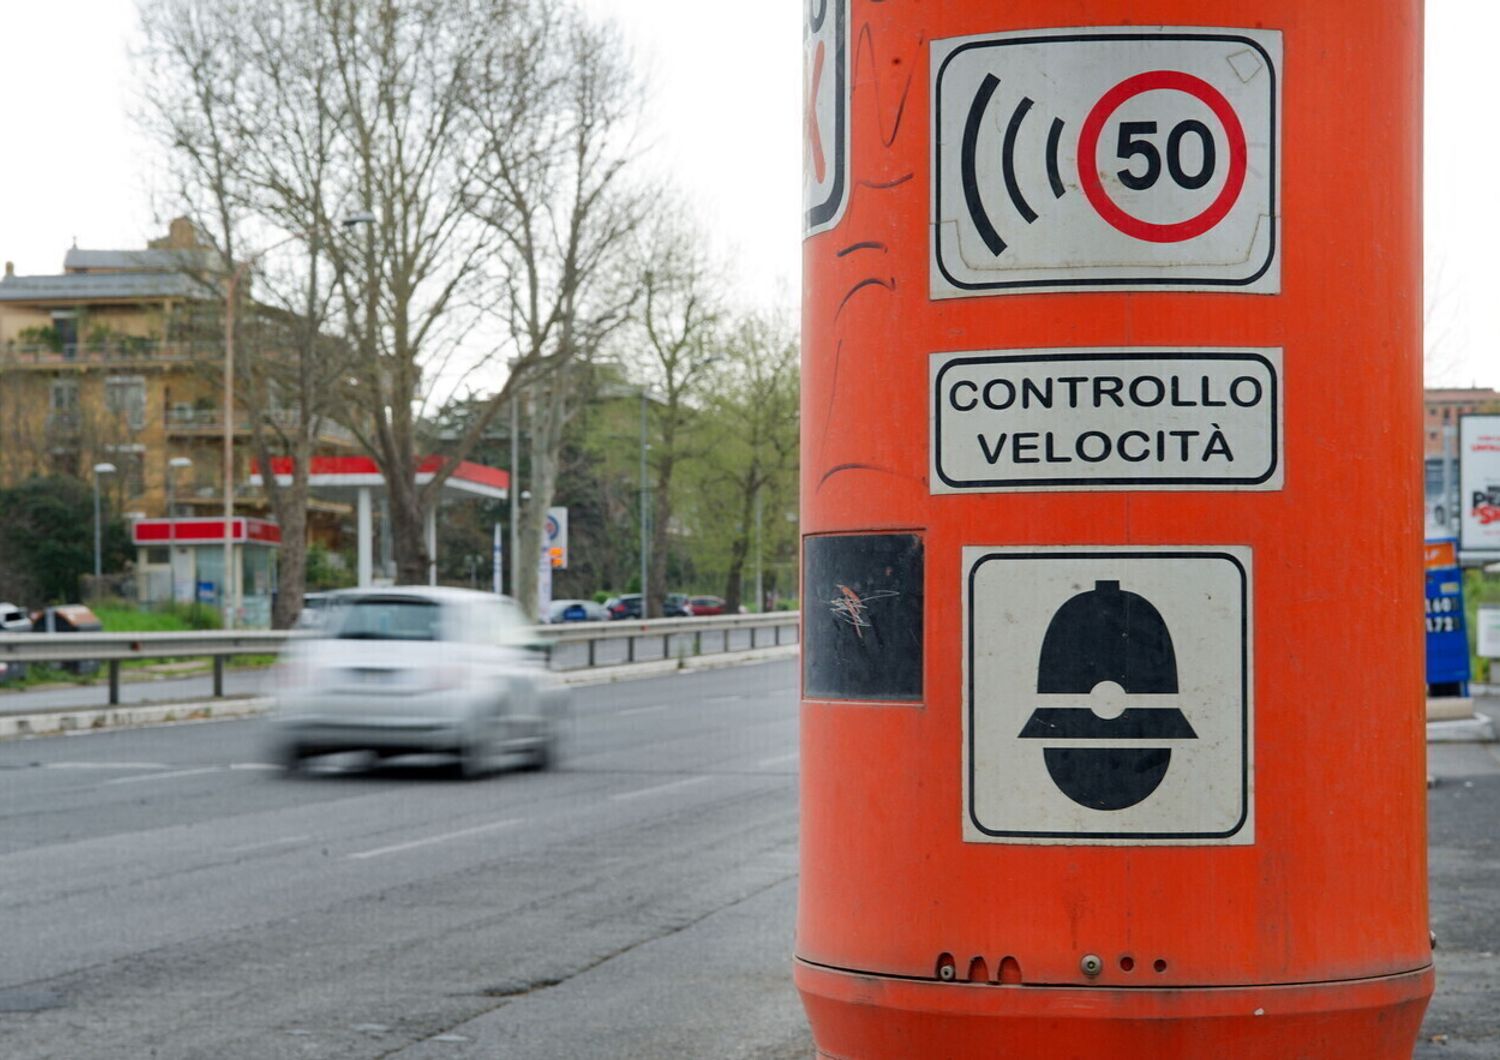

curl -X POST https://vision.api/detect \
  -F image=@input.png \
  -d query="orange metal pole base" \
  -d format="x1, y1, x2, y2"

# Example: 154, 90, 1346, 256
797, 959, 1434, 1060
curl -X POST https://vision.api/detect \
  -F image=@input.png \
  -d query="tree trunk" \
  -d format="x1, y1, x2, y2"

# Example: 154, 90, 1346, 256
514, 380, 566, 620
389, 480, 429, 586
647, 451, 674, 618
269, 451, 311, 630
722, 482, 756, 613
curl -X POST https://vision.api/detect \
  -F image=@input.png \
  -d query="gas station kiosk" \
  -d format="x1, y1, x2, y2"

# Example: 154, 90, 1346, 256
132, 517, 281, 628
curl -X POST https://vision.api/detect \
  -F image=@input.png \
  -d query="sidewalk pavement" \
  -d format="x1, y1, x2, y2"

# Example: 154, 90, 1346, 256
1418, 732, 1500, 1057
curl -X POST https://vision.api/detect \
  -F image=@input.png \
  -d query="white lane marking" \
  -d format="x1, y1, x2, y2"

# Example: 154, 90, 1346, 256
347, 819, 520, 861
756, 752, 799, 768
609, 775, 710, 802
227, 834, 311, 853
229, 763, 280, 771
102, 767, 222, 786
43, 762, 170, 771
616, 704, 667, 718
704, 695, 746, 704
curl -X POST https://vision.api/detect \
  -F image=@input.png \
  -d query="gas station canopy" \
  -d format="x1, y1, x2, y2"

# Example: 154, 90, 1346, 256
249, 455, 510, 586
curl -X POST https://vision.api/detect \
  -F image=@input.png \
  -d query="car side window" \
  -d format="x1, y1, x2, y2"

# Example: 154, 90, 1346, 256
494, 599, 532, 646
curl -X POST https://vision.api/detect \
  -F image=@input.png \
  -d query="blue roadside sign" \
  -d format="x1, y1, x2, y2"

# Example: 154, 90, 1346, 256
1425, 538, 1469, 692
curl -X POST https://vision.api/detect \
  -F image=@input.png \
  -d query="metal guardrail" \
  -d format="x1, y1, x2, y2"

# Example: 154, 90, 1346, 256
0, 630, 306, 704
544, 612, 800, 671
0, 613, 801, 708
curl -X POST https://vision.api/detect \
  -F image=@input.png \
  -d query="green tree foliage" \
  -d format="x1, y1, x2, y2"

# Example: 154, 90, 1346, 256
546, 315, 798, 608
681, 313, 800, 611
0, 477, 131, 604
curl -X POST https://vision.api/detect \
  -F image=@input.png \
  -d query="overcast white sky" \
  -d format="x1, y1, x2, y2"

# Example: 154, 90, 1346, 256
0, 3, 1491, 389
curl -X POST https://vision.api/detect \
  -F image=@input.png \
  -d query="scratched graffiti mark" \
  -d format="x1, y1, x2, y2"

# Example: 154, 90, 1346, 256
852, 22, 920, 149
835, 276, 896, 320
836, 240, 889, 257
859, 172, 913, 190
829, 584, 902, 637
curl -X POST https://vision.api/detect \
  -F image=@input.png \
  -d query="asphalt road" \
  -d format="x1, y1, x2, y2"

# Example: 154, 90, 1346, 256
0, 660, 809, 1059
1417, 739, 1500, 1058
2, 662, 1494, 1058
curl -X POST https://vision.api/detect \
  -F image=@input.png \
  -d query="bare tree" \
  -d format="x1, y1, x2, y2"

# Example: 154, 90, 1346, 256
463, 4, 647, 617
310, 0, 507, 585
139, 0, 649, 604
139, 0, 353, 627
632, 217, 722, 617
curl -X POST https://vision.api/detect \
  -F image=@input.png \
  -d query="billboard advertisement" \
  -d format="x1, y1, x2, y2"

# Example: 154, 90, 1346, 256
1459, 414, 1500, 555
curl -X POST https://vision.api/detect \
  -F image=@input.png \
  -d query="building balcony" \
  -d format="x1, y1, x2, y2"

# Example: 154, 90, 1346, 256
0, 340, 218, 370
165, 406, 358, 447
45, 409, 82, 434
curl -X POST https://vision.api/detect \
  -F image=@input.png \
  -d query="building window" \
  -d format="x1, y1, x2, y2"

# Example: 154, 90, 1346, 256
48, 378, 80, 430
105, 376, 147, 431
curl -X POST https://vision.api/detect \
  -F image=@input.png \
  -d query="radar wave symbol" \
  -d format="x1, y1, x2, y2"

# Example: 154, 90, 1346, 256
960, 75, 1067, 258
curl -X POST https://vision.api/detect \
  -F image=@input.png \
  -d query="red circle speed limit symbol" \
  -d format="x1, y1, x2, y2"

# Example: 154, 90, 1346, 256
1077, 70, 1248, 243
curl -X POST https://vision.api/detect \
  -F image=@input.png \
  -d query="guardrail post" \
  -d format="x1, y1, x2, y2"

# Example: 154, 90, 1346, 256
108, 660, 120, 706
213, 656, 224, 698
587, 637, 596, 668
628, 635, 636, 664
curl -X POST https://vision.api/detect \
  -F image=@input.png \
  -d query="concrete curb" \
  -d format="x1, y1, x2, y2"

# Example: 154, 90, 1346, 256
1427, 713, 1496, 744
0, 696, 271, 739
0, 646, 801, 740
1427, 696, 1475, 722
556, 644, 800, 687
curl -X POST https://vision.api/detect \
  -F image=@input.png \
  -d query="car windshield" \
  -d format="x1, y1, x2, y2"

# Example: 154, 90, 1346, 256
332, 597, 444, 641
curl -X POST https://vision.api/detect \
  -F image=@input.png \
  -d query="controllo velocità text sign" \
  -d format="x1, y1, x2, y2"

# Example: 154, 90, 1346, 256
931, 348, 1282, 491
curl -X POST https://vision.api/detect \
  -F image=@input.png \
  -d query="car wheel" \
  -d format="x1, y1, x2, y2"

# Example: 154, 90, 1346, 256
276, 742, 306, 775
456, 734, 493, 780
521, 718, 560, 771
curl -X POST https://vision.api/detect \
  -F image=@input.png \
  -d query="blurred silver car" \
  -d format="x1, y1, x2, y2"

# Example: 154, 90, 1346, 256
267, 587, 566, 777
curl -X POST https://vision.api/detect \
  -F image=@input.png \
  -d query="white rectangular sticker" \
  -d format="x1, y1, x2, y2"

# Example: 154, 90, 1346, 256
804, 0, 849, 236
931, 348, 1282, 492
932, 27, 1281, 296
963, 546, 1253, 845
1459, 414, 1500, 555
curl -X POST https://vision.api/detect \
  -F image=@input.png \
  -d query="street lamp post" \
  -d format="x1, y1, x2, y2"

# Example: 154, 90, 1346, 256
639, 386, 650, 618
510, 393, 520, 598
166, 457, 193, 606
166, 456, 193, 518
92, 462, 117, 589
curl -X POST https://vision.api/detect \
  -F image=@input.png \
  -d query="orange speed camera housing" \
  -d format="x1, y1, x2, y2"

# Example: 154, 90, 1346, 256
798, 1, 1431, 1056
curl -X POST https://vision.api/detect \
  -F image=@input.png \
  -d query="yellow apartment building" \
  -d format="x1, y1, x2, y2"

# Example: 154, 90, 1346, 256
0, 219, 356, 521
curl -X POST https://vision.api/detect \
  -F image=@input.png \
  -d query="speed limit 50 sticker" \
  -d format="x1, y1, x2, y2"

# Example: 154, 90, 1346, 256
932, 28, 1280, 297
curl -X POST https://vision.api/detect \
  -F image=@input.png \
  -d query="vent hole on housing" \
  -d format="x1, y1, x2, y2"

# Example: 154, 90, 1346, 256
1154, 958, 1168, 973
998, 955, 1023, 985
967, 956, 989, 983
936, 953, 956, 981
1119, 956, 1135, 972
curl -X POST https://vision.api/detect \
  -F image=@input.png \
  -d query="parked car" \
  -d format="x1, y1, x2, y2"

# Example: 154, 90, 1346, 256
546, 598, 610, 623
29, 605, 103, 675
266, 586, 567, 777
294, 590, 347, 629
0, 602, 33, 684
605, 594, 642, 620
686, 595, 726, 616
664, 593, 691, 617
